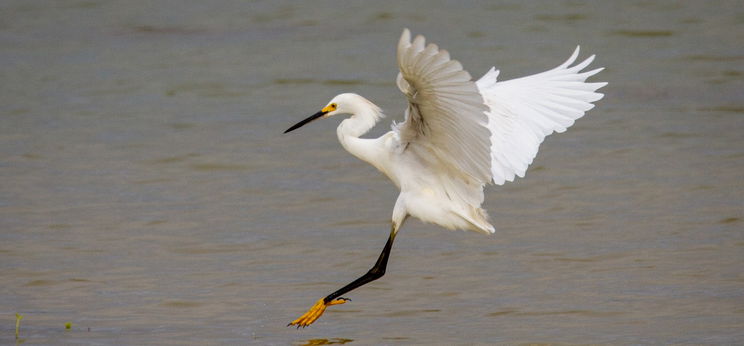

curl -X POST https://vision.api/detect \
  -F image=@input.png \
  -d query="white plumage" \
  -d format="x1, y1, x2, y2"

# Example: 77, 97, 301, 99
479, 47, 606, 185
289, 28, 606, 235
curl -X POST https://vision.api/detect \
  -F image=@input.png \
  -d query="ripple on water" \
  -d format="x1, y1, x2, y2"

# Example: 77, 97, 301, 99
24, 279, 58, 287
534, 13, 587, 22
610, 30, 674, 37
719, 217, 740, 224
159, 300, 203, 308
487, 309, 518, 317
147, 153, 201, 165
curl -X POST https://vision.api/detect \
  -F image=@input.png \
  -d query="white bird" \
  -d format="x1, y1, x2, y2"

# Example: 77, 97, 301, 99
285, 29, 606, 327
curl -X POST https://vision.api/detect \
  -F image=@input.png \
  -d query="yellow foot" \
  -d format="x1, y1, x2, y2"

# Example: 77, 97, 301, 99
288, 297, 349, 328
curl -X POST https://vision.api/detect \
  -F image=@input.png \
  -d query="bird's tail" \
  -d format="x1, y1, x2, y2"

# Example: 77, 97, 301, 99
461, 206, 495, 234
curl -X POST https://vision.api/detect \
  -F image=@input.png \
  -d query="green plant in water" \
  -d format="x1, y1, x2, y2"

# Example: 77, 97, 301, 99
15, 313, 23, 339
65, 322, 72, 330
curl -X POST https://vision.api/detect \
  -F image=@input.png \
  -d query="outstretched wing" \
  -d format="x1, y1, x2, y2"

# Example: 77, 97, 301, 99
394, 28, 492, 184
477, 47, 607, 185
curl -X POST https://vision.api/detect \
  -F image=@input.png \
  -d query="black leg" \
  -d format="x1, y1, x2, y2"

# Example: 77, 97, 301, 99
323, 227, 397, 303
287, 223, 405, 328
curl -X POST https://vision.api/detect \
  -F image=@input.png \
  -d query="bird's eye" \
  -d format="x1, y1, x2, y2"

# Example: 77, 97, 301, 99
330, 103, 337, 110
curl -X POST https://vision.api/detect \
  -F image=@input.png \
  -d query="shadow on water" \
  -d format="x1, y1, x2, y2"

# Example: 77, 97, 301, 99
297, 337, 354, 345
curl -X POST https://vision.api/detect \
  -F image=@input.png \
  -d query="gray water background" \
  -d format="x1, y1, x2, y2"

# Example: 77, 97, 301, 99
1, 1, 743, 344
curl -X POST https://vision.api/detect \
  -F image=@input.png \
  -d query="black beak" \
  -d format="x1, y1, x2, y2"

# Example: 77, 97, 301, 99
284, 110, 327, 134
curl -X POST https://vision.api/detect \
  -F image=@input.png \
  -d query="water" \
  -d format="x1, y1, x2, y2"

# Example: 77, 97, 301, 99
1, 1, 742, 344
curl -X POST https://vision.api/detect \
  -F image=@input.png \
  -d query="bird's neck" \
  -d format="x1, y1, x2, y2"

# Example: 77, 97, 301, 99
337, 104, 384, 139
337, 103, 385, 163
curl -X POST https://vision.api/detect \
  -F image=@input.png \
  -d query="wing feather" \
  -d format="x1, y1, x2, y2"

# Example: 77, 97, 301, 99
477, 46, 607, 185
391, 30, 606, 229
395, 29, 492, 184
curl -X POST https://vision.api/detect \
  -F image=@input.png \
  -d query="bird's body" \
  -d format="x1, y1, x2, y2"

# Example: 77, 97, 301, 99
285, 29, 606, 327
334, 93, 494, 234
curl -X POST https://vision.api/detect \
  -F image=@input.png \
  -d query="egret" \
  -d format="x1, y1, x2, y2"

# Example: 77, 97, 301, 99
285, 29, 606, 328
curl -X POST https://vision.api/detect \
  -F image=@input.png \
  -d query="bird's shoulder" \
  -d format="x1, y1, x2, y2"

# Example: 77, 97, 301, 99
382, 129, 407, 155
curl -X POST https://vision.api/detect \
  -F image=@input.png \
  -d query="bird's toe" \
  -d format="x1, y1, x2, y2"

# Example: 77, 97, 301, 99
288, 297, 349, 328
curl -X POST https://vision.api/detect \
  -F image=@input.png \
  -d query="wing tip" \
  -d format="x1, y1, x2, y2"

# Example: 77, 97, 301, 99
593, 90, 607, 101
412, 34, 426, 51
401, 28, 411, 41
560, 46, 581, 68
477, 67, 500, 87
398, 28, 412, 64
399, 28, 411, 49
584, 67, 605, 77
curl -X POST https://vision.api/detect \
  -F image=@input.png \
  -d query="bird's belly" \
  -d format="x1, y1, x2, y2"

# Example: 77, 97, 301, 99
402, 186, 474, 231
387, 151, 486, 232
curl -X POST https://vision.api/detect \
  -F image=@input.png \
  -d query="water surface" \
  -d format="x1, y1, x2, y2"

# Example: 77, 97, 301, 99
1, 0, 743, 344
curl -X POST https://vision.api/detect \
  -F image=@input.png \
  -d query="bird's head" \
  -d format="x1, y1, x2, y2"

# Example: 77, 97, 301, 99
284, 93, 377, 133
